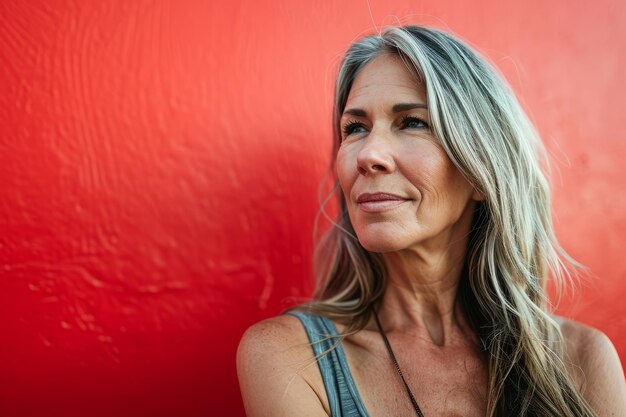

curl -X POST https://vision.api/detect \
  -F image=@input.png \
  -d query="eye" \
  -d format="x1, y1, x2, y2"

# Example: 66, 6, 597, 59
341, 120, 368, 137
400, 115, 429, 130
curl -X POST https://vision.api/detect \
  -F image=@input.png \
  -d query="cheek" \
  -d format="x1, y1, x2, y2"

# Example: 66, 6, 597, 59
398, 148, 443, 191
398, 144, 472, 204
335, 149, 355, 194
431, 165, 475, 211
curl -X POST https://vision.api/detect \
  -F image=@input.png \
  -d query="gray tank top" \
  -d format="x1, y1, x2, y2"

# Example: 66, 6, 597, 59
289, 311, 370, 417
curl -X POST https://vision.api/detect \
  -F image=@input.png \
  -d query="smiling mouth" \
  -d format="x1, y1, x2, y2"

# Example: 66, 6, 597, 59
356, 192, 411, 213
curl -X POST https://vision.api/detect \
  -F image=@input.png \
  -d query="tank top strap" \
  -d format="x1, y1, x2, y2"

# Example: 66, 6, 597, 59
288, 310, 369, 417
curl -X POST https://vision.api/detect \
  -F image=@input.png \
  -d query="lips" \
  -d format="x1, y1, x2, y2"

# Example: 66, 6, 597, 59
356, 192, 408, 203
356, 192, 411, 213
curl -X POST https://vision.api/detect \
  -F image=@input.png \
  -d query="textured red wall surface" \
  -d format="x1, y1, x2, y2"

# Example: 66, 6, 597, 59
1, 1, 624, 416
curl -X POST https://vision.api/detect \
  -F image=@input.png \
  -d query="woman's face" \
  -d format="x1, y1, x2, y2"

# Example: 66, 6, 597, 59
337, 54, 482, 253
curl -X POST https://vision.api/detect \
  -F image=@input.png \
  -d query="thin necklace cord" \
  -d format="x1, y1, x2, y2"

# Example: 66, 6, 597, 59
372, 306, 426, 417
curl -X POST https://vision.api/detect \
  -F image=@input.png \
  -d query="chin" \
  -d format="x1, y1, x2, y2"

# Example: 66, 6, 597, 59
355, 229, 411, 253
359, 240, 402, 253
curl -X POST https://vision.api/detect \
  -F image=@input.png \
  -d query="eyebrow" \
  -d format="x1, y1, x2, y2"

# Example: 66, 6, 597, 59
342, 102, 428, 117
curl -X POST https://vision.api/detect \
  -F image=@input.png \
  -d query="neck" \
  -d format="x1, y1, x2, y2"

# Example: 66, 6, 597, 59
376, 222, 474, 347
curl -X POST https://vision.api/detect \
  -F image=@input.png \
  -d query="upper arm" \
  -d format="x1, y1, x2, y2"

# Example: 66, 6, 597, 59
562, 320, 626, 416
236, 315, 330, 417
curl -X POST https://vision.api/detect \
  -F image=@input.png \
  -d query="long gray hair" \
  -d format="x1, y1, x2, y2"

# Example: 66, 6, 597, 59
296, 25, 595, 416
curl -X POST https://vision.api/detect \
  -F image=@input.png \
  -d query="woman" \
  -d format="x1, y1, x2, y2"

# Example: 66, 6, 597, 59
237, 25, 625, 416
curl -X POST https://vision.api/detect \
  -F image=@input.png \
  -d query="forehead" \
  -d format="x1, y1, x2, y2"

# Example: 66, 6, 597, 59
346, 54, 426, 106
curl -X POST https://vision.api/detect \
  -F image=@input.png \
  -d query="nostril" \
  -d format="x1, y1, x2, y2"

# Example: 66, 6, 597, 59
372, 164, 385, 171
358, 166, 367, 175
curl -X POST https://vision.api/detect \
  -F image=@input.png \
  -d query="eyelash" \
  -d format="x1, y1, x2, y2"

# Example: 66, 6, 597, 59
341, 116, 429, 137
341, 120, 365, 136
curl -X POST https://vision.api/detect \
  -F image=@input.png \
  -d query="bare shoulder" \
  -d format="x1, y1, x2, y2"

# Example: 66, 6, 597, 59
556, 316, 621, 376
237, 314, 330, 417
237, 315, 316, 374
554, 315, 626, 415
238, 314, 307, 357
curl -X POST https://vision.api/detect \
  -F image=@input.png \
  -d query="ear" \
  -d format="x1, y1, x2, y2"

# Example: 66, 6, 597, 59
471, 190, 486, 202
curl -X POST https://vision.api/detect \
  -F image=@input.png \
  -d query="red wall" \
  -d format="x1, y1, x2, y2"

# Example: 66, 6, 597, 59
1, 1, 624, 416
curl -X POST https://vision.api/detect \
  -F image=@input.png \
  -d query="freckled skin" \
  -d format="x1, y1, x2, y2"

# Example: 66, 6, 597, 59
337, 54, 482, 254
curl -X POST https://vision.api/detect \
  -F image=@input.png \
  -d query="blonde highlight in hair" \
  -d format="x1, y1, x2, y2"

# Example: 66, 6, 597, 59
294, 25, 595, 416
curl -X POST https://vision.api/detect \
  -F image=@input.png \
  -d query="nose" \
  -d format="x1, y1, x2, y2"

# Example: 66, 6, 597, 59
356, 130, 396, 176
